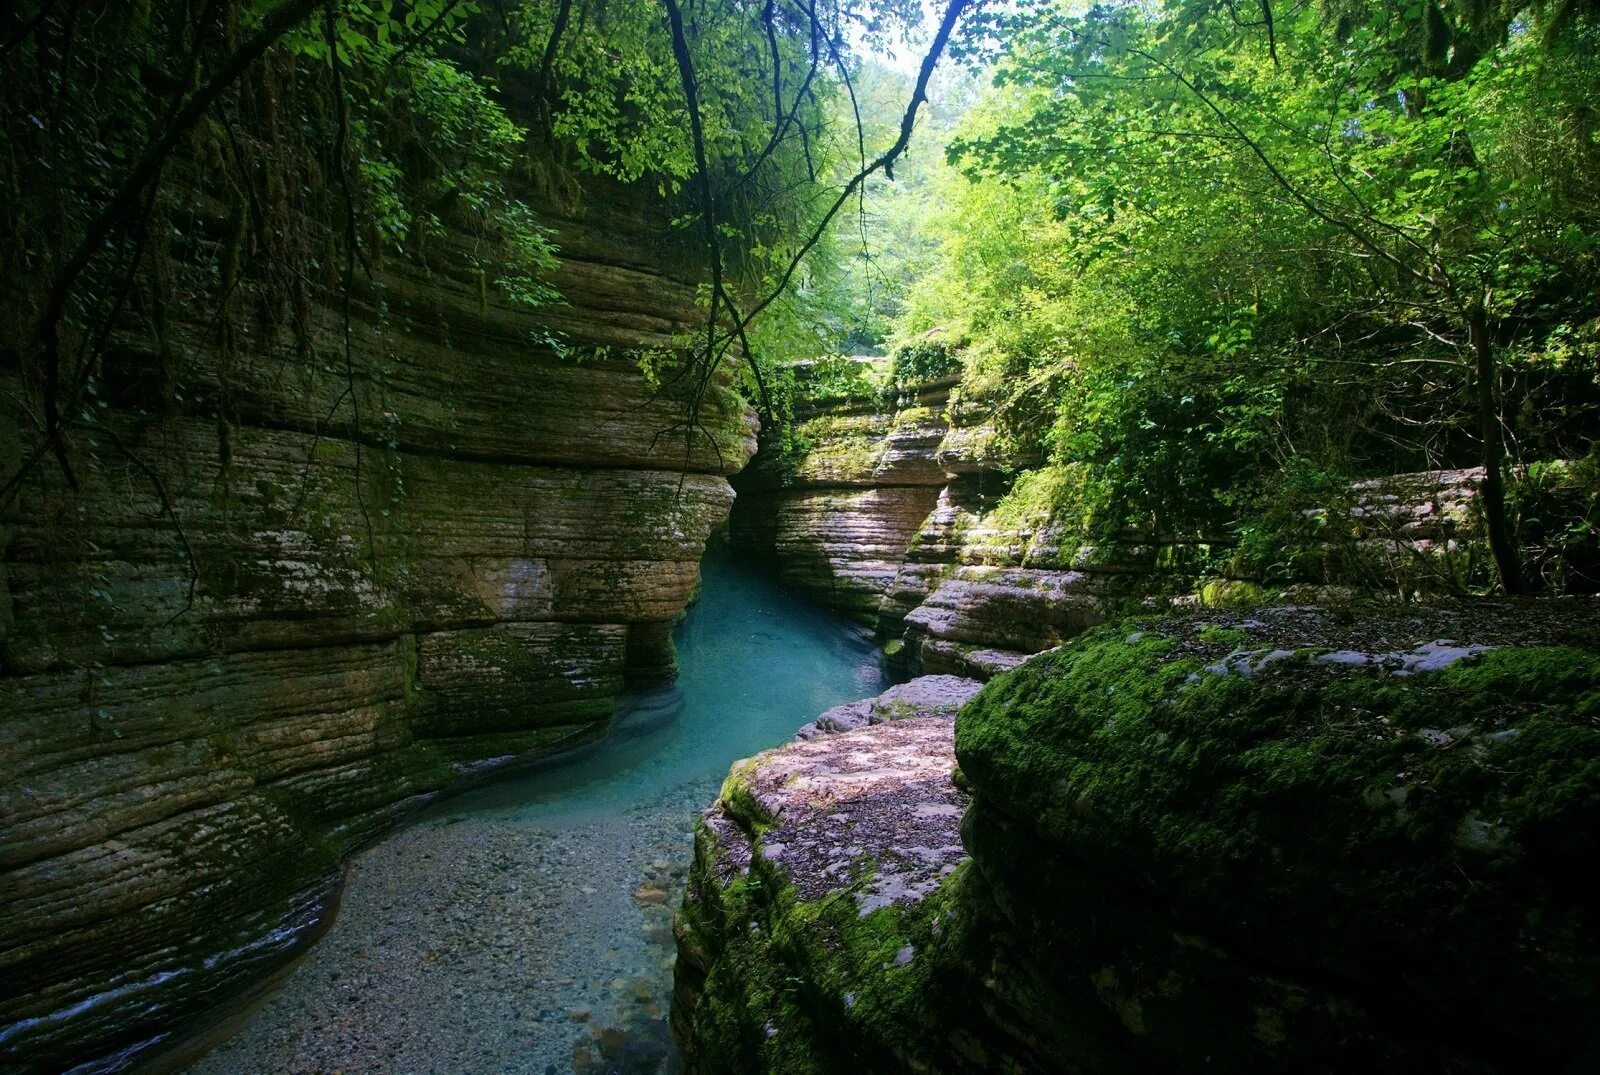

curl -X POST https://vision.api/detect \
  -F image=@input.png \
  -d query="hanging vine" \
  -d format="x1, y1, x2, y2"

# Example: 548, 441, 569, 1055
0, 0, 976, 606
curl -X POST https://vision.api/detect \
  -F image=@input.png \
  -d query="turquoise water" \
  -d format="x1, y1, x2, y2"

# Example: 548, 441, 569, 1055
431, 541, 886, 825
192, 543, 884, 1074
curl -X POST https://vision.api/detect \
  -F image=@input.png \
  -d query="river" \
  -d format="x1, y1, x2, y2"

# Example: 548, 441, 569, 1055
187, 542, 884, 1074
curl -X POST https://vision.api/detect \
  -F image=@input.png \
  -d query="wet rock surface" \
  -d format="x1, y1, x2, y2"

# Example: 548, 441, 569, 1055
176, 548, 885, 1075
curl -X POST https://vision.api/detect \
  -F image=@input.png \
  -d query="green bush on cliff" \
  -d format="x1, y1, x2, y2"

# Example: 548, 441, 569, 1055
887, 336, 964, 392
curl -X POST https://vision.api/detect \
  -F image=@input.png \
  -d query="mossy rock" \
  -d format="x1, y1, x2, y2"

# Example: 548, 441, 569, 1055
957, 601, 1600, 1072
673, 714, 991, 1073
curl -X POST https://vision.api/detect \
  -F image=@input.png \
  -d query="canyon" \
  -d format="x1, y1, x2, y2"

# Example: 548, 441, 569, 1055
4, 259, 1581, 1072
0, 167, 752, 1071
5, 4, 1595, 1074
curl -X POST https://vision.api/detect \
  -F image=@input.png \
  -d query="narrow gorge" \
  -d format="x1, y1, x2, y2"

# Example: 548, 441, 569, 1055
3, 2, 1598, 1074
1, 162, 754, 1069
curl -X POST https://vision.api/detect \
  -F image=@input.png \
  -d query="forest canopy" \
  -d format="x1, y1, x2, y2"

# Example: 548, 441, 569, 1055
3, 0, 1596, 594
864, 0, 1600, 594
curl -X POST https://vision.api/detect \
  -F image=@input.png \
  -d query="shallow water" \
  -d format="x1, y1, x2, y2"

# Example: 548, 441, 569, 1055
433, 545, 885, 828
189, 546, 884, 1074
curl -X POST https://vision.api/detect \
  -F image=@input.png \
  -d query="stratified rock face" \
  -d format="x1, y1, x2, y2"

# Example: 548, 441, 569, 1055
729, 382, 955, 624
0, 171, 754, 1070
673, 603, 1600, 1074
735, 360, 1564, 680
671, 677, 981, 1074
1294, 466, 1501, 593
733, 384, 1135, 669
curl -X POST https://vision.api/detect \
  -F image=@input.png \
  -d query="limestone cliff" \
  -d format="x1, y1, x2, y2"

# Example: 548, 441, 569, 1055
729, 366, 1180, 676
732, 360, 1583, 679
0, 169, 753, 1070
728, 369, 959, 624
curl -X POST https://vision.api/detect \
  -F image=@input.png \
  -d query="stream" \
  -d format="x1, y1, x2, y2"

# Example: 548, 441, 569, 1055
187, 543, 884, 1075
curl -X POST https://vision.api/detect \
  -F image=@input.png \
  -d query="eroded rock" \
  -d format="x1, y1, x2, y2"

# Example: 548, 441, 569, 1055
0, 170, 751, 1070
672, 682, 976, 1073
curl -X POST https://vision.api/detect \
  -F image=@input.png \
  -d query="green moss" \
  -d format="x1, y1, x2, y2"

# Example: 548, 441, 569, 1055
890, 405, 934, 427
956, 617, 1600, 1068
797, 426, 888, 479
1196, 578, 1268, 608
978, 464, 1098, 566
678, 824, 980, 1074
1194, 623, 1251, 646
717, 762, 775, 833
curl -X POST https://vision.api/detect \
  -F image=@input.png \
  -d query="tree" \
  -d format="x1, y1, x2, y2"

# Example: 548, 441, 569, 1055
938, 0, 1600, 592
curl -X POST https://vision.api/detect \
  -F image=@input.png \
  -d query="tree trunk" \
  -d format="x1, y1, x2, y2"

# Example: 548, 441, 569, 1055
1468, 299, 1525, 595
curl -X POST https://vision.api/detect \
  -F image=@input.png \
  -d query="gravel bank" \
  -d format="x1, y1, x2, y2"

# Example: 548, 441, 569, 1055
190, 787, 704, 1075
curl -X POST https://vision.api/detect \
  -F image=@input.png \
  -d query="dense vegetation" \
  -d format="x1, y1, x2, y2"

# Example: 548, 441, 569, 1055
3, 0, 1595, 590
857, 0, 1600, 595
0, 0, 968, 511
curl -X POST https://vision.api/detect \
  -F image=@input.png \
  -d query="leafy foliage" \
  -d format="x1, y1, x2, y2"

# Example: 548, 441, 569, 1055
0, 0, 965, 518
879, 0, 1600, 590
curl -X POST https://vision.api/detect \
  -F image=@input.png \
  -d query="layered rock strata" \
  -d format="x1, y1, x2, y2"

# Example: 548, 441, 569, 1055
885, 474, 1144, 677
0, 172, 752, 1070
729, 373, 962, 623
736, 359, 1575, 680
731, 376, 1165, 676
674, 602, 1600, 1073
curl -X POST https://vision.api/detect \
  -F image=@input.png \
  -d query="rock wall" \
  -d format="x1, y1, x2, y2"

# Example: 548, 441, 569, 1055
730, 372, 1188, 676
673, 602, 1600, 1073
729, 375, 959, 623
0, 170, 754, 1071
732, 367, 1563, 679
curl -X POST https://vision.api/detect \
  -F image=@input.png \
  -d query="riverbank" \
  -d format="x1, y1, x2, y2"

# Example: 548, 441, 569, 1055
181, 548, 885, 1073
190, 787, 698, 1074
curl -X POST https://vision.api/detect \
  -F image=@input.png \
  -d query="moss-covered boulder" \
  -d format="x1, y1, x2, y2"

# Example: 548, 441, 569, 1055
674, 602, 1600, 1074
958, 601, 1600, 1073
672, 686, 992, 1073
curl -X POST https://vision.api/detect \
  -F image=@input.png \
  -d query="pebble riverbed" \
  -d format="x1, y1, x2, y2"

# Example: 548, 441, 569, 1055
188, 548, 884, 1074
192, 790, 705, 1074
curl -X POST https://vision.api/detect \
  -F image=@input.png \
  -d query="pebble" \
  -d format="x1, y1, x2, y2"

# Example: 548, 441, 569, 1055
188, 785, 707, 1075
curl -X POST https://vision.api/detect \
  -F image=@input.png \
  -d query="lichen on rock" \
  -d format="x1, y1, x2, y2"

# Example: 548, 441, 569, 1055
672, 679, 984, 1073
